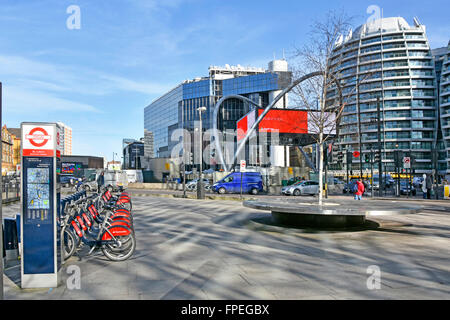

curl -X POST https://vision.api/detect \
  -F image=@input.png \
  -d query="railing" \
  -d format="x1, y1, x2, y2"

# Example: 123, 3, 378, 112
2, 176, 20, 204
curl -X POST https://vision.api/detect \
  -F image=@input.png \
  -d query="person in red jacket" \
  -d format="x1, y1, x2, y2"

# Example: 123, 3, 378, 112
354, 179, 365, 200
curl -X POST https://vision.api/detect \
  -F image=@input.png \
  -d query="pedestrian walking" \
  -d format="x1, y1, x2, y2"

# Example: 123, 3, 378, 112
75, 178, 83, 191
354, 179, 365, 200
422, 173, 427, 199
426, 174, 432, 199
97, 171, 105, 192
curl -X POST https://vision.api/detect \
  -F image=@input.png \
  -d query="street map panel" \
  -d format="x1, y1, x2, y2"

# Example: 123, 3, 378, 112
27, 168, 50, 209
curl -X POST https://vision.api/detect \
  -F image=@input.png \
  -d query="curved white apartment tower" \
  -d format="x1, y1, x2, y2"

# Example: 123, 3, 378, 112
440, 42, 450, 175
328, 17, 439, 175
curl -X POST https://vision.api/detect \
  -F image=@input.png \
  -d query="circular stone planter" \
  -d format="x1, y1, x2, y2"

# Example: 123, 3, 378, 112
243, 199, 422, 229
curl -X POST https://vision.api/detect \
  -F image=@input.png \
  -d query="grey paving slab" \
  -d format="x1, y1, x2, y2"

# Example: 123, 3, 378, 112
3, 195, 450, 300
202, 283, 277, 300
262, 280, 337, 299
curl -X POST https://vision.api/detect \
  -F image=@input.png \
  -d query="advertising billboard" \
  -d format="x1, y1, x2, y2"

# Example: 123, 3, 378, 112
236, 108, 336, 143
61, 162, 82, 174
257, 109, 308, 134
237, 110, 256, 141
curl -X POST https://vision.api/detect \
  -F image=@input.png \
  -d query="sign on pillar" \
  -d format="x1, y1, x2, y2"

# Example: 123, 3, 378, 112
403, 157, 411, 169
240, 160, 246, 172
21, 122, 62, 288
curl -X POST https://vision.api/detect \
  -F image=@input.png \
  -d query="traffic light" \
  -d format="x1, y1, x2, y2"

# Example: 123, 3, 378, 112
185, 151, 194, 165
323, 145, 332, 165
374, 152, 380, 162
337, 151, 344, 163
346, 151, 353, 165
394, 150, 403, 168
365, 154, 370, 163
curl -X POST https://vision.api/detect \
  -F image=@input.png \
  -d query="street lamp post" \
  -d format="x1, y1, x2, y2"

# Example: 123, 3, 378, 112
182, 101, 186, 198
197, 106, 206, 200
135, 148, 138, 169
370, 144, 374, 198
376, 97, 383, 197
433, 146, 439, 200
395, 143, 400, 197
112, 152, 118, 170
0, 82, 4, 300
356, 81, 364, 182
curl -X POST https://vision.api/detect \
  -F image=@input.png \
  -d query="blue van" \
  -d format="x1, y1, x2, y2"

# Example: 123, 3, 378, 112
212, 172, 264, 195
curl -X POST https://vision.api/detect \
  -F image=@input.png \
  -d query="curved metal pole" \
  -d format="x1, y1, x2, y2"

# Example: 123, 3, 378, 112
213, 71, 342, 172
212, 95, 262, 172
230, 71, 323, 171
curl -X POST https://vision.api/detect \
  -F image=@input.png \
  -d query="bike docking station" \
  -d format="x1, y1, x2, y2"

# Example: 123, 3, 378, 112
20, 122, 62, 288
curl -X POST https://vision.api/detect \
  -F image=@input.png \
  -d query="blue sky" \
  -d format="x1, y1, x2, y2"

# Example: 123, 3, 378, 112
1, 0, 449, 162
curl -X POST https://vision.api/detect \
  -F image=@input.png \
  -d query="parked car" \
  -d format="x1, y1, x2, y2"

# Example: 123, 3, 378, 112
186, 178, 210, 190
60, 175, 76, 187
281, 180, 320, 196
370, 174, 395, 190
343, 180, 358, 194
385, 175, 395, 187
400, 179, 417, 196
286, 177, 303, 186
412, 177, 424, 188
212, 172, 263, 195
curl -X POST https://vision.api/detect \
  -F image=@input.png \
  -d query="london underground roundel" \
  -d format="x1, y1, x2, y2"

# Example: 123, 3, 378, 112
22, 124, 56, 157
26, 127, 51, 147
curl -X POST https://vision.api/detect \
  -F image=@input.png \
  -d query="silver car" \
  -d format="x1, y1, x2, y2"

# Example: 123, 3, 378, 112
186, 178, 210, 191
281, 180, 320, 196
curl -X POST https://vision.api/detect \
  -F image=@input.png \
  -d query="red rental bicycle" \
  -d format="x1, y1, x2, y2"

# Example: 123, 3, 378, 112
62, 192, 136, 261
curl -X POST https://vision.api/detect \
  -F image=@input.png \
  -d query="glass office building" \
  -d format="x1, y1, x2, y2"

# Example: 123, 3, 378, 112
327, 17, 441, 174
144, 85, 183, 158
144, 62, 292, 164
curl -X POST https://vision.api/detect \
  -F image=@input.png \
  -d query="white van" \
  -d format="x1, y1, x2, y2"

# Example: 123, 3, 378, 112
84, 170, 128, 191
124, 170, 143, 184
104, 170, 129, 191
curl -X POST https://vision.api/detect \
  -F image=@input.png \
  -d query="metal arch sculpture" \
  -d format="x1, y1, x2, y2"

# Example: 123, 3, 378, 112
212, 94, 263, 171
212, 71, 343, 172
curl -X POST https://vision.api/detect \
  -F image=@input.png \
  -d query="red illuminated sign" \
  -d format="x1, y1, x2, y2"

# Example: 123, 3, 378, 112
258, 109, 308, 134
237, 116, 248, 141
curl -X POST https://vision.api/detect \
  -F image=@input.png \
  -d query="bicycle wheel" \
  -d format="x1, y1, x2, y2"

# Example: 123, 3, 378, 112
118, 200, 132, 212
102, 233, 136, 261
63, 229, 77, 260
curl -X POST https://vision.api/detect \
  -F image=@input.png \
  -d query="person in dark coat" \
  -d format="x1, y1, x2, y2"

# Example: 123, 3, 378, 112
97, 171, 105, 192
426, 174, 432, 199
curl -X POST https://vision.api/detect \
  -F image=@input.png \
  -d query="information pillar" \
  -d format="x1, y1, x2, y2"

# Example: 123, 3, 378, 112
20, 122, 62, 288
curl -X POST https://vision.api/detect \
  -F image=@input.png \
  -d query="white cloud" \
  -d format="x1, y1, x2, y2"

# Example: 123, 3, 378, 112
3, 85, 103, 114
98, 74, 173, 95
0, 54, 174, 117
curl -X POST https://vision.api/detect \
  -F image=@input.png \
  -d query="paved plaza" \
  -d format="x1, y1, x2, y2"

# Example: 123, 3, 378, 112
2, 195, 450, 300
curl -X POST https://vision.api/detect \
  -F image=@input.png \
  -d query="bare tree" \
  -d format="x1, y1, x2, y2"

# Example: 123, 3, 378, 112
290, 10, 372, 204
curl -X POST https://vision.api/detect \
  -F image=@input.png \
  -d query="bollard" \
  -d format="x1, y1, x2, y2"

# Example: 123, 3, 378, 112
3, 218, 19, 261
16, 214, 21, 256
444, 185, 450, 200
